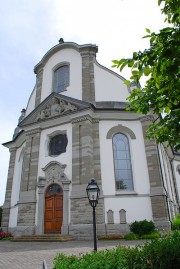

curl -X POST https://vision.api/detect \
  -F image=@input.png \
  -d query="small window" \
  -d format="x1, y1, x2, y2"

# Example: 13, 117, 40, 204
54, 65, 69, 93
49, 134, 68, 156
113, 133, 133, 190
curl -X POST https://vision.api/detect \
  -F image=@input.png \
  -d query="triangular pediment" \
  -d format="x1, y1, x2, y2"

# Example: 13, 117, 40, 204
19, 93, 91, 127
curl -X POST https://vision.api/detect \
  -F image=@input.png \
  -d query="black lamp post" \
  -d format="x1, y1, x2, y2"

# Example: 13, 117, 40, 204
86, 178, 100, 251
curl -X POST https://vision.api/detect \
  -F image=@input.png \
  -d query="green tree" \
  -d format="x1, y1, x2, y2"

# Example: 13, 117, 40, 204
112, 0, 180, 149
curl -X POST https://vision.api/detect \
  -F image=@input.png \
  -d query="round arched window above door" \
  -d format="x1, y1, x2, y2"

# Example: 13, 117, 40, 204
46, 184, 63, 196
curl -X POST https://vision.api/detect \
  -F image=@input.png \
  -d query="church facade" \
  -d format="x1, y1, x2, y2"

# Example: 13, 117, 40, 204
2, 39, 180, 239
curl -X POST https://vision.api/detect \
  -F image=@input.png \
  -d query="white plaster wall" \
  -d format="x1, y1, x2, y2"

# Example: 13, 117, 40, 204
25, 85, 36, 116
94, 63, 130, 102
41, 49, 82, 102
99, 120, 150, 195
104, 196, 153, 223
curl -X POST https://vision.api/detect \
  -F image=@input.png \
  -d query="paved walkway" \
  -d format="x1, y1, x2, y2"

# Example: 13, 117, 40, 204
0, 240, 145, 269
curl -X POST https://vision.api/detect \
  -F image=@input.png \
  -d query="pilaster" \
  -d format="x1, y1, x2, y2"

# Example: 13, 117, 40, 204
1, 147, 16, 231
141, 117, 170, 229
70, 116, 105, 235
35, 67, 44, 107
80, 50, 96, 102
17, 129, 41, 229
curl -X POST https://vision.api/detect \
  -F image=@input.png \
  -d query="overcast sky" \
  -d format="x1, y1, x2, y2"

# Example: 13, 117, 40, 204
0, 0, 167, 205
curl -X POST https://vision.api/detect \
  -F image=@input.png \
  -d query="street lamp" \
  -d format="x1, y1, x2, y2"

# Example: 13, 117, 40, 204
86, 178, 100, 251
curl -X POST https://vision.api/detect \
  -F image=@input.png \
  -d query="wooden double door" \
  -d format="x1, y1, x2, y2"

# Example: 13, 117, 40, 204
44, 184, 63, 233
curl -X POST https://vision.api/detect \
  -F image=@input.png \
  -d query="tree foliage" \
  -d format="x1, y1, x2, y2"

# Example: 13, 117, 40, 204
112, 0, 180, 149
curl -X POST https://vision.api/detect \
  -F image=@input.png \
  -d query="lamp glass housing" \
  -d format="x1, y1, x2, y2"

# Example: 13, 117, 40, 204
86, 179, 100, 207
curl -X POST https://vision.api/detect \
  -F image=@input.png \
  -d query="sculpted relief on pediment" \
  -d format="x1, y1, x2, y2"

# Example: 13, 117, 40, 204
36, 97, 77, 121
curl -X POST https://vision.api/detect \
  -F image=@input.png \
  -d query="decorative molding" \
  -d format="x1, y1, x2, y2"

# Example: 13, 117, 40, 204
71, 115, 92, 124
26, 128, 41, 136
106, 124, 136, 139
92, 119, 100, 123
36, 97, 77, 121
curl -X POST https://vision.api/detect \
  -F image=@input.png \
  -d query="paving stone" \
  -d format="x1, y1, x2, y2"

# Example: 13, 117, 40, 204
0, 240, 145, 269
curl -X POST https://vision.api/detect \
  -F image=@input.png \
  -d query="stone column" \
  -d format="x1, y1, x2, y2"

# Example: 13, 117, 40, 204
141, 117, 170, 230
61, 179, 71, 235
1, 147, 16, 231
36, 178, 45, 235
80, 49, 96, 102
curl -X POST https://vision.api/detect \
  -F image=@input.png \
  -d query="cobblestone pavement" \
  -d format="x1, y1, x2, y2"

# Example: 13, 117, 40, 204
0, 240, 145, 269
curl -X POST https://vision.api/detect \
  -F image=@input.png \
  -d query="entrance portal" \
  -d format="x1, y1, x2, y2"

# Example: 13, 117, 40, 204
44, 184, 63, 233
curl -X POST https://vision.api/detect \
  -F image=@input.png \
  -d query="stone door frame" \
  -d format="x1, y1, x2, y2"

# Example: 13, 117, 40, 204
36, 161, 71, 235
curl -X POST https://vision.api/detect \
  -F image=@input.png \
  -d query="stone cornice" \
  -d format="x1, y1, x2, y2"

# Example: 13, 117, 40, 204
34, 42, 98, 74
71, 115, 93, 124
26, 128, 41, 136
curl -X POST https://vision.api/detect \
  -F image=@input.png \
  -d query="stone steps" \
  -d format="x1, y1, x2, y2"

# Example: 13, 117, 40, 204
12, 234, 75, 242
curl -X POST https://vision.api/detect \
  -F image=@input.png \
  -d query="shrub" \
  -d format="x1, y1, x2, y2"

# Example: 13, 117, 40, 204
0, 231, 13, 240
130, 219, 155, 236
53, 231, 180, 269
124, 233, 137, 240
140, 231, 160, 239
139, 231, 180, 268
172, 215, 180, 230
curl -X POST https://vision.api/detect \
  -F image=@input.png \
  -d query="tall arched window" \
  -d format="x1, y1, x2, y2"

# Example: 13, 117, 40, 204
113, 133, 133, 190
54, 65, 69, 93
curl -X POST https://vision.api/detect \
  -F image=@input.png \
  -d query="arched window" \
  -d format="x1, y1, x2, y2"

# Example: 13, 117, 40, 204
54, 65, 69, 93
113, 133, 133, 190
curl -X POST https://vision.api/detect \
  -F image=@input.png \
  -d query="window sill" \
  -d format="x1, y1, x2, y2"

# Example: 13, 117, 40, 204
115, 190, 137, 196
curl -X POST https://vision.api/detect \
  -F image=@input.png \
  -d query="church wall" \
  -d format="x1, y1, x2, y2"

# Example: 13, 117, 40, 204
9, 143, 25, 228
104, 197, 152, 223
141, 118, 171, 229
41, 49, 82, 102
158, 144, 178, 218
94, 63, 130, 102
173, 159, 180, 209
36, 123, 72, 226
9, 207, 18, 228
99, 120, 153, 223
10, 144, 25, 207
37, 123, 72, 180
99, 120, 150, 194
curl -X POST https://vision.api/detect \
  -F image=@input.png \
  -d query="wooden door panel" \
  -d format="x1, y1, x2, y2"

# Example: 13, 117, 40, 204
45, 211, 53, 219
44, 188, 63, 233
46, 197, 53, 209
45, 221, 54, 232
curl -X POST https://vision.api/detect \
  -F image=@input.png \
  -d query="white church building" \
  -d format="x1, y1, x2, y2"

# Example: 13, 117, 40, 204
2, 39, 180, 239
